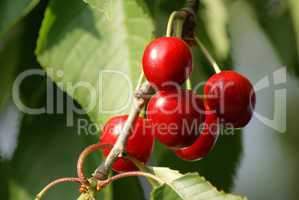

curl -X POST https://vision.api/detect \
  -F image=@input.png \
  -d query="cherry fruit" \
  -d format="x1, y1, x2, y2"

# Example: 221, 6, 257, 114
142, 37, 192, 89
175, 112, 219, 161
146, 89, 205, 149
99, 115, 154, 172
204, 70, 255, 128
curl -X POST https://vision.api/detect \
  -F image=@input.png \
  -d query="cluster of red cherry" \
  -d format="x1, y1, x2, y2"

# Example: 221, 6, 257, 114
99, 37, 256, 172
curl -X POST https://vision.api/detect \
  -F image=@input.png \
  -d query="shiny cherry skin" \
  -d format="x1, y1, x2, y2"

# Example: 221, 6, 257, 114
99, 115, 154, 172
146, 89, 205, 149
204, 70, 256, 128
142, 37, 192, 89
175, 112, 219, 161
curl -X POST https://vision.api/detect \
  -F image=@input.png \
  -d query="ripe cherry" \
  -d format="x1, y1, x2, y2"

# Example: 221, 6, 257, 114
146, 89, 205, 149
99, 115, 154, 172
142, 37, 192, 89
175, 112, 219, 161
204, 70, 256, 128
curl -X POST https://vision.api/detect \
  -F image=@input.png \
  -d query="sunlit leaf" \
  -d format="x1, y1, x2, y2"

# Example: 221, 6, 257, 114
36, 0, 154, 126
150, 167, 246, 200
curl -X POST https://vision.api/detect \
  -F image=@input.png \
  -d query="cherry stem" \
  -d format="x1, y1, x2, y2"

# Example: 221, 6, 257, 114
97, 171, 163, 190
35, 177, 82, 200
166, 11, 180, 37
166, 11, 190, 38
186, 78, 192, 90
77, 143, 111, 184
167, 11, 194, 90
194, 36, 221, 74
175, 17, 184, 37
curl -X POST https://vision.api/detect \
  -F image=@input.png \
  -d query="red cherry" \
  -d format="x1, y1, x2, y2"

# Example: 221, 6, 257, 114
99, 115, 154, 172
204, 70, 256, 128
142, 37, 192, 89
146, 89, 205, 149
175, 112, 220, 161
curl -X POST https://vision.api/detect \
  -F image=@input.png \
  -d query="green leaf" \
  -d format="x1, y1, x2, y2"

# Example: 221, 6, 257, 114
152, 185, 179, 200
0, 0, 40, 38
36, 0, 154, 126
150, 167, 246, 200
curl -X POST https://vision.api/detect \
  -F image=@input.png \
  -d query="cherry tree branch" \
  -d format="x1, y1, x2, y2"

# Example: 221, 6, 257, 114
92, 81, 152, 180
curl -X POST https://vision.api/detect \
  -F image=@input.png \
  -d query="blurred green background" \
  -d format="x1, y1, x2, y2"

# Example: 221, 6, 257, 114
0, 0, 298, 199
